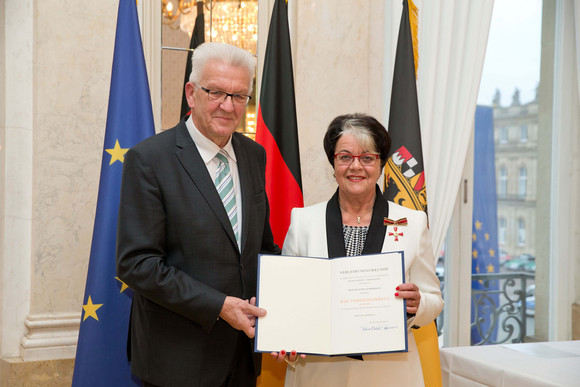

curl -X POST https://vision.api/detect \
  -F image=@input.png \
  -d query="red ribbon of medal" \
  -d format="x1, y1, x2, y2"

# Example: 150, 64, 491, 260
383, 217, 408, 226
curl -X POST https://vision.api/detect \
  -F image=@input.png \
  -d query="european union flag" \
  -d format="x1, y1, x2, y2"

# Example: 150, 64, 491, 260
471, 106, 500, 345
72, 0, 155, 385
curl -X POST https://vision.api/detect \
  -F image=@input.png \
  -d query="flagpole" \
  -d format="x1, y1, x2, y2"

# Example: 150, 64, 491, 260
162, 46, 194, 52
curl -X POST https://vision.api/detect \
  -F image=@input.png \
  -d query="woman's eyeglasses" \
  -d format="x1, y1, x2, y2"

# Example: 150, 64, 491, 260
334, 153, 380, 166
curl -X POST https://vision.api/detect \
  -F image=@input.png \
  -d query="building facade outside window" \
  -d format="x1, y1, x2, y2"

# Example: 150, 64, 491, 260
518, 167, 527, 197
499, 126, 508, 143
499, 217, 506, 244
498, 166, 508, 197
517, 218, 526, 246
493, 88, 537, 263
520, 124, 528, 142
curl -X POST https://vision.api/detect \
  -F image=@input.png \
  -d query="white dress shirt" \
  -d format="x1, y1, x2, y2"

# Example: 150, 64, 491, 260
186, 117, 243, 250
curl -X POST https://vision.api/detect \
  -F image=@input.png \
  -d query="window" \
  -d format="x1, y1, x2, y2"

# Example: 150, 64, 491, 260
518, 167, 527, 197
498, 166, 508, 197
451, 0, 569, 348
520, 125, 528, 142
499, 217, 506, 244
499, 127, 508, 144
517, 218, 526, 246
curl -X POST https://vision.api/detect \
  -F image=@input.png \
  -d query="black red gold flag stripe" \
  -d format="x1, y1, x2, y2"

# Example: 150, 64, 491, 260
255, 0, 303, 248
256, 2, 304, 385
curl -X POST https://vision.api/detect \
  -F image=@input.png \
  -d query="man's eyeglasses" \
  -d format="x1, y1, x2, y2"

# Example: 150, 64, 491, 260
198, 86, 251, 106
334, 153, 380, 166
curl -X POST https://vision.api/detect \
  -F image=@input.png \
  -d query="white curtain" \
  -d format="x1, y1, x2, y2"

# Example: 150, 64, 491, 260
383, 0, 495, 260
575, 0, 580, 102
552, 0, 580, 338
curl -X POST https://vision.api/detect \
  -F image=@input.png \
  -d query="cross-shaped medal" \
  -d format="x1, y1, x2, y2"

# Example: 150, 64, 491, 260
388, 226, 404, 241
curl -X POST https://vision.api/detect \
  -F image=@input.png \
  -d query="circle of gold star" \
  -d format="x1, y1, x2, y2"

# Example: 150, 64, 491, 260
106, 139, 129, 165
82, 295, 103, 321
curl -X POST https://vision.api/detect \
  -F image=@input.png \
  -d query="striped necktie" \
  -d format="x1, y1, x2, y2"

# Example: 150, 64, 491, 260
214, 150, 239, 243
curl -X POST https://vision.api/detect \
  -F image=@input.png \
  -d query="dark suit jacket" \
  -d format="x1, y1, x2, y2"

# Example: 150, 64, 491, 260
116, 120, 280, 386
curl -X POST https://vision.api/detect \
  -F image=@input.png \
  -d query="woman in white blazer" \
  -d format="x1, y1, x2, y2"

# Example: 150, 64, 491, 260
273, 113, 443, 386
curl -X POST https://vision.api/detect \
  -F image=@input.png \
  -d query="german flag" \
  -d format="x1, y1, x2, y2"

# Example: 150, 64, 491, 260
255, 1, 303, 385
255, 0, 303, 248
383, 1, 441, 386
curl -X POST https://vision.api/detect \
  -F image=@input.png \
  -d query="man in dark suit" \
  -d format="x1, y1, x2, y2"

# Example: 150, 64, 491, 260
116, 42, 280, 387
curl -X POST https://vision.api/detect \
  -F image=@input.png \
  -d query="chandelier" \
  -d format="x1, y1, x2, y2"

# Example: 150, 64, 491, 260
161, 0, 258, 55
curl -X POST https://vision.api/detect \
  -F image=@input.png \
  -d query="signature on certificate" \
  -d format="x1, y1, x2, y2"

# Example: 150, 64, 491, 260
361, 323, 397, 331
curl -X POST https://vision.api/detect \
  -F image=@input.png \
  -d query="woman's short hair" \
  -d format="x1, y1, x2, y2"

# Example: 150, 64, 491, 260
323, 113, 392, 169
188, 42, 256, 93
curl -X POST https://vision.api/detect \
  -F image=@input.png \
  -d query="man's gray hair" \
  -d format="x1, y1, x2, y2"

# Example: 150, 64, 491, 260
188, 42, 256, 93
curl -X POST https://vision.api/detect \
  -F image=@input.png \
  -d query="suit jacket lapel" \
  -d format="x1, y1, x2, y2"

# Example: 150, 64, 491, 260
326, 189, 346, 258
174, 121, 239, 252
232, 133, 250, 253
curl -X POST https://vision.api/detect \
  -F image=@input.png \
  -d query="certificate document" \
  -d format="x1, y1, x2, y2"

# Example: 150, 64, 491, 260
255, 252, 407, 356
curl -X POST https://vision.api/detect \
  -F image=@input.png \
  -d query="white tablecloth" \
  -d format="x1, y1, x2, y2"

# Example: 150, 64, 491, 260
440, 340, 580, 386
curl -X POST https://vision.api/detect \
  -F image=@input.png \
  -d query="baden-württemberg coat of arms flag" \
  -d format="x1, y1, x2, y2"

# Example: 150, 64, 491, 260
72, 0, 155, 385
383, 1, 440, 386
383, 0, 426, 213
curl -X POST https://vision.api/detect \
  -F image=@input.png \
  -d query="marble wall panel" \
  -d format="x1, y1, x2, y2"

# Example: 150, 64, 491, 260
3, 0, 35, 359
32, 0, 117, 314
292, 0, 384, 206
0, 358, 73, 387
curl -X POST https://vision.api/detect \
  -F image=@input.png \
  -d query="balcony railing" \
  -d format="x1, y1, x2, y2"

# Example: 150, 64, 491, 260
436, 272, 535, 345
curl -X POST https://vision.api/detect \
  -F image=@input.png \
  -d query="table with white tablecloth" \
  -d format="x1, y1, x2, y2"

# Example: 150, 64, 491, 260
440, 340, 580, 386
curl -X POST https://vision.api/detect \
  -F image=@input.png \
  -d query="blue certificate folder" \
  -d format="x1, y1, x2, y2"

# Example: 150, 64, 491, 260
255, 252, 408, 357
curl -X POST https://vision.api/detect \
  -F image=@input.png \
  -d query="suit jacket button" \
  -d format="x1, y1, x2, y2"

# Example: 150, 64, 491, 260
240, 263, 245, 270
